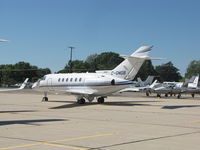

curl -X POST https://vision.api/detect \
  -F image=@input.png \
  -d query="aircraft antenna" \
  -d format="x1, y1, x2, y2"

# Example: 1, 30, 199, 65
68, 46, 75, 73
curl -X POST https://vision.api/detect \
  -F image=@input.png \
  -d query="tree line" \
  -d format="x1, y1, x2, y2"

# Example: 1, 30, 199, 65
0, 52, 199, 86
59, 52, 200, 82
0, 62, 51, 86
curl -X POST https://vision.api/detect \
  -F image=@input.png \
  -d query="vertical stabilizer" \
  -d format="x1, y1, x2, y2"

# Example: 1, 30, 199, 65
144, 76, 155, 85
111, 46, 153, 80
188, 75, 199, 88
149, 79, 158, 88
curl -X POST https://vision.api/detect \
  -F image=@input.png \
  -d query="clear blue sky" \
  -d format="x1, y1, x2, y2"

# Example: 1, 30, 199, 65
1, 0, 200, 75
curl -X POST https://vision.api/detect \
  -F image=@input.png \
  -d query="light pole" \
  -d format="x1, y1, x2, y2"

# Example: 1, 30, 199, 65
68, 46, 75, 73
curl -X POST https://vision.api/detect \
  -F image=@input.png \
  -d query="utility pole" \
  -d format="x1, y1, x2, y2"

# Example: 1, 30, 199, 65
68, 46, 75, 73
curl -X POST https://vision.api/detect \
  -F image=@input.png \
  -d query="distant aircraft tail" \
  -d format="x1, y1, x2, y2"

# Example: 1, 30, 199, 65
111, 46, 154, 80
19, 78, 29, 89
137, 77, 142, 82
149, 79, 158, 88
144, 76, 155, 85
188, 75, 199, 88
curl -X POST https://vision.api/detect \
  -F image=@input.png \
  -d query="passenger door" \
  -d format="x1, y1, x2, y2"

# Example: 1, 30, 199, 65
47, 78, 54, 91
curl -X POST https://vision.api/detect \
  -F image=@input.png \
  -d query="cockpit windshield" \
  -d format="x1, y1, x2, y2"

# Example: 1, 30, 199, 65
41, 76, 46, 80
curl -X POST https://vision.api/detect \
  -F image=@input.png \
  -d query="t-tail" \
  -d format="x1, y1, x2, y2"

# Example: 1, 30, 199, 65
111, 45, 154, 80
188, 75, 199, 88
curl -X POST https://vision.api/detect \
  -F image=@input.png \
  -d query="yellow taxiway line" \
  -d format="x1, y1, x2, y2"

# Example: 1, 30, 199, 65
0, 132, 117, 150
185, 119, 200, 124
43, 143, 88, 150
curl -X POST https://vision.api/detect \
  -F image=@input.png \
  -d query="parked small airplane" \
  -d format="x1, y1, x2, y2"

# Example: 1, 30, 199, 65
32, 45, 160, 104
136, 76, 155, 87
119, 76, 156, 92
185, 75, 200, 98
0, 78, 29, 92
145, 75, 199, 98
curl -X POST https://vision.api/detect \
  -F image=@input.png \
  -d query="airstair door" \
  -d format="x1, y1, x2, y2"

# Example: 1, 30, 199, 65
47, 78, 54, 91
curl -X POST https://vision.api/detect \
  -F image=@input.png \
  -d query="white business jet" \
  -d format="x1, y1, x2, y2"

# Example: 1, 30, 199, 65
0, 78, 29, 92
32, 45, 158, 104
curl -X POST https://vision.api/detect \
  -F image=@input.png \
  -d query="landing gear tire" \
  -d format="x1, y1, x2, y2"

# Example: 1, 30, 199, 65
97, 97, 105, 104
77, 98, 85, 104
177, 94, 181, 99
42, 92, 48, 102
157, 94, 161, 98
191, 93, 195, 98
42, 97, 48, 101
165, 94, 168, 97
146, 92, 150, 97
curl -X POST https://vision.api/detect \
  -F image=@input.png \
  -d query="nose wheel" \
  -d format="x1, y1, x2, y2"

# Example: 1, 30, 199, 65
42, 97, 48, 101
42, 92, 48, 101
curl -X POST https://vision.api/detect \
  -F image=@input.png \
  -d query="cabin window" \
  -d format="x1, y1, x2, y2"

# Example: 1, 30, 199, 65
58, 78, 60, 82
75, 78, 77, 82
62, 78, 64, 82
79, 78, 82, 82
66, 78, 68, 82
70, 78, 73, 82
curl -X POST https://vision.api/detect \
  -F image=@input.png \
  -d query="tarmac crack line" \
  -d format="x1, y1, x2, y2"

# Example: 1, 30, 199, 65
90, 131, 200, 149
0, 132, 116, 150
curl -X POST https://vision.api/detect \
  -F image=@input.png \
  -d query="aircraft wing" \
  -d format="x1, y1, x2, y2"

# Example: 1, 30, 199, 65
119, 87, 140, 92
65, 88, 96, 95
0, 78, 29, 93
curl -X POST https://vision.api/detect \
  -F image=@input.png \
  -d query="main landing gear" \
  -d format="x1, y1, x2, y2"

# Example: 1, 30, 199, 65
42, 92, 48, 101
156, 94, 161, 98
177, 94, 181, 99
76, 97, 105, 104
97, 97, 105, 104
77, 98, 86, 104
191, 93, 195, 98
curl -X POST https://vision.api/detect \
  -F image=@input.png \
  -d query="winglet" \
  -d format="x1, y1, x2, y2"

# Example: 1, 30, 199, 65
19, 78, 29, 89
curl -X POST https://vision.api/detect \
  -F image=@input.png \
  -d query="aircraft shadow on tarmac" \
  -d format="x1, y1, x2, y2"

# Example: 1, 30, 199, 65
162, 105, 200, 109
0, 119, 67, 126
0, 110, 36, 113
48, 100, 161, 109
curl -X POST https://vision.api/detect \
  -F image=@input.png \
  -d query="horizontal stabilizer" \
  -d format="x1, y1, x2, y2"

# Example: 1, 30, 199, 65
120, 55, 165, 60
145, 57, 165, 60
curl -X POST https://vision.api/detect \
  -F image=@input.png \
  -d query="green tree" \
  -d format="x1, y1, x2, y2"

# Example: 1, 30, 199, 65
135, 60, 157, 80
155, 61, 182, 82
59, 52, 124, 73
185, 60, 200, 78
95, 52, 123, 70
0, 62, 51, 86
59, 60, 91, 73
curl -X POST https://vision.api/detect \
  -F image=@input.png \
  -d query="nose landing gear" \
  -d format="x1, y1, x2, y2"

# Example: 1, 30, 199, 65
42, 92, 48, 101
